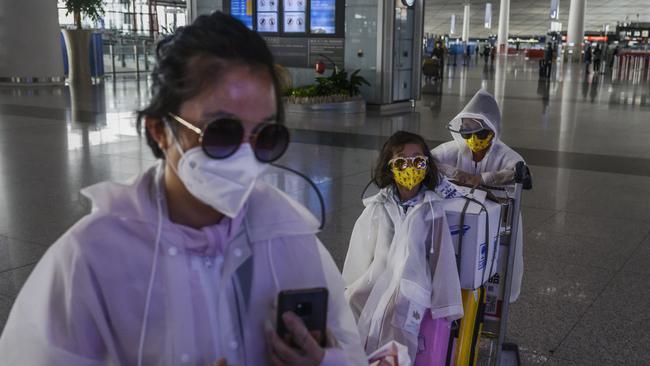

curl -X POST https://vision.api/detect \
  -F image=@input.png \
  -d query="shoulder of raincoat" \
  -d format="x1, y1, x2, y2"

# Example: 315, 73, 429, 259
342, 186, 463, 360
431, 89, 525, 186
0, 163, 367, 366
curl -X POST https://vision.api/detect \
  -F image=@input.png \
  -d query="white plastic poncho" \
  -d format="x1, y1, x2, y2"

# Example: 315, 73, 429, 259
431, 89, 524, 302
342, 187, 463, 360
0, 163, 367, 366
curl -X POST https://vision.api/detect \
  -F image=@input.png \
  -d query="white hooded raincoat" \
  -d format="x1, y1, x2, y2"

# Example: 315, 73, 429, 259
431, 89, 525, 302
342, 188, 463, 361
0, 163, 367, 366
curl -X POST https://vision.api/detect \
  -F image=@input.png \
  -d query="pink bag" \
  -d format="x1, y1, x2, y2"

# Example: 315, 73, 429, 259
414, 311, 453, 366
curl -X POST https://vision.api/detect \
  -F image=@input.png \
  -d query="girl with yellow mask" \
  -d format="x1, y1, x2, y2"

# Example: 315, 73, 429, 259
342, 131, 465, 361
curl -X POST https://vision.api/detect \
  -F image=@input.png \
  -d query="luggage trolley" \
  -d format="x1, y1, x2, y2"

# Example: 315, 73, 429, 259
423, 57, 442, 82
479, 162, 533, 366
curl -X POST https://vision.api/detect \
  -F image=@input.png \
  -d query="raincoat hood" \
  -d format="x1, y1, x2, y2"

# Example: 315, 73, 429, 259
449, 89, 502, 144
80, 162, 320, 242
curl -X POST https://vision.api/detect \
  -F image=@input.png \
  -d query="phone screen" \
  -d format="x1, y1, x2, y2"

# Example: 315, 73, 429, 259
276, 287, 328, 347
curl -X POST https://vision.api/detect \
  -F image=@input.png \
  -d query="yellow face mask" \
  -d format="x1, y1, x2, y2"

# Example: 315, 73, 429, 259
392, 167, 426, 190
465, 132, 494, 153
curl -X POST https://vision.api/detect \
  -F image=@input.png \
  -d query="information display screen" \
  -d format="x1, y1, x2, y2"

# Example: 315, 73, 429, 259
231, 0, 253, 29
310, 0, 336, 34
229, 0, 339, 35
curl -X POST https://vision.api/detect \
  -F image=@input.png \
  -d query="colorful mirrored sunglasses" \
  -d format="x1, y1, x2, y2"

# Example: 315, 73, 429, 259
389, 155, 428, 171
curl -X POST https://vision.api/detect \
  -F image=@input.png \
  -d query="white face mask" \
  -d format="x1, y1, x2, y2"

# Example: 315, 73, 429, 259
172, 143, 267, 218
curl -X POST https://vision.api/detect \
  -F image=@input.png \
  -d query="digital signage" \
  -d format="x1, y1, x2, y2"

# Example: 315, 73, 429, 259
231, 0, 253, 29
228, 0, 341, 42
310, 0, 336, 34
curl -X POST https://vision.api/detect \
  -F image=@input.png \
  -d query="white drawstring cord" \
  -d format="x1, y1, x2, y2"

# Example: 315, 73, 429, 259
267, 240, 280, 292
366, 204, 379, 282
428, 200, 436, 256
137, 164, 165, 366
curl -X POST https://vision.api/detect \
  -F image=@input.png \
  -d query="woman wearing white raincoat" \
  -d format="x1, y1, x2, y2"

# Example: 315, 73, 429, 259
0, 12, 366, 366
343, 131, 464, 361
431, 89, 525, 302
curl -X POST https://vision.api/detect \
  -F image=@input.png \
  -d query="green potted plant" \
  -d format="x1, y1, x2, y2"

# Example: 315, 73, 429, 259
283, 54, 370, 113
284, 67, 370, 113
61, 0, 105, 84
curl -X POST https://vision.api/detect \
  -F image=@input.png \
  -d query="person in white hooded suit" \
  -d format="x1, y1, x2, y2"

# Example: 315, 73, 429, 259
431, 89, 525, 302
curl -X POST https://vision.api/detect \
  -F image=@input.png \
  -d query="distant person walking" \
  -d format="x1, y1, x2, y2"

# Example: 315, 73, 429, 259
610, 45, 619, 70
544, 42, 554, 78
593, 44, 602, 73
432, 41, 445, 79
584, 43, 592, 73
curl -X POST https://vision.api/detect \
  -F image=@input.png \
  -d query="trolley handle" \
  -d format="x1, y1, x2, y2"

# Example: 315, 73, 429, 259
515, 161, 533, 190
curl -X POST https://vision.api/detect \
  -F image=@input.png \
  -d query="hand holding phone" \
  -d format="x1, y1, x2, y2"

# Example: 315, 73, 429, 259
276, 288, 328, 347
266, 288, 329, 366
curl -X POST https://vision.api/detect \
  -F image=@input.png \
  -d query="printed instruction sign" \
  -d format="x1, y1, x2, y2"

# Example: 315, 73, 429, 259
284, 12, 306, 32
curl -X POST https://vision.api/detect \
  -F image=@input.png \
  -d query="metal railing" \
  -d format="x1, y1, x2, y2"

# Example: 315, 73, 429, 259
103, 34, 156, 78
612, 51, 650, 83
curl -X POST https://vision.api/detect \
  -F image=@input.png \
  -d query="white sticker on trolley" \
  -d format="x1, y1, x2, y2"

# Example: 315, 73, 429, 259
404, 302, 426, 336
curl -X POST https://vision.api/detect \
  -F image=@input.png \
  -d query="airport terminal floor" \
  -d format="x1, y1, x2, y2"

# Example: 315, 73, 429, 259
1, 55, 649, 365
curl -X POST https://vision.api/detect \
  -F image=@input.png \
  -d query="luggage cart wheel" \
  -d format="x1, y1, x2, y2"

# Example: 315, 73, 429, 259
499, 343, 521, 366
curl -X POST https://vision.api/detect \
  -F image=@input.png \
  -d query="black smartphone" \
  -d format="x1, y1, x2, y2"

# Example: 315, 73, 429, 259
276, 287, 328, 348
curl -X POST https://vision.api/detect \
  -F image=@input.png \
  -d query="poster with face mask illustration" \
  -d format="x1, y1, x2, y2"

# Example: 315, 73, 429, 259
284, 12, 306, 32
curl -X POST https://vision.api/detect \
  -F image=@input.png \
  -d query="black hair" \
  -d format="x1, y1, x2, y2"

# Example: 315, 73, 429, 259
372, 131, 440, 190
136, 11, 283, 158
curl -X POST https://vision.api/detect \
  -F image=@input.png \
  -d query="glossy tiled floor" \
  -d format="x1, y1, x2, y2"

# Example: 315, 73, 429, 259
1, 56, 649, 365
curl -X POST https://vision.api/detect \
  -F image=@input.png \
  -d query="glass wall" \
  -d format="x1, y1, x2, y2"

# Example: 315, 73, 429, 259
57, 0, 187, 36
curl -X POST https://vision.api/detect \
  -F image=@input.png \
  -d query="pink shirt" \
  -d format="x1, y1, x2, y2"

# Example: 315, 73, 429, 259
177, 209, 245, 257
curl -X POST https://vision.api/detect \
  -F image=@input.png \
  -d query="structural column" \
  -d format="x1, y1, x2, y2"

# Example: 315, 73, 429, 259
0, 0, 63, 82
497, 0, 510, 54
462, 4, 471, 42
566, 0, 586, 62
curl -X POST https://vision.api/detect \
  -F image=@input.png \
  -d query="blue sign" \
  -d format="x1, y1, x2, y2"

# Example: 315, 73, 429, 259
310, 0, 335, 34
449, 225, 471, 236
232, 0, 254, 29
